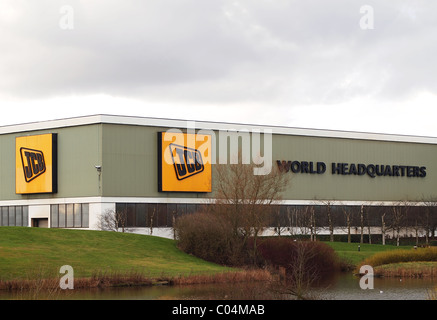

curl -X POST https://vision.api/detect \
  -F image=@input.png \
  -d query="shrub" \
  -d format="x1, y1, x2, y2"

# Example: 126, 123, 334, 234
361, 247, 437, 268
174, 212, 249, 266
256, 238, 341, 278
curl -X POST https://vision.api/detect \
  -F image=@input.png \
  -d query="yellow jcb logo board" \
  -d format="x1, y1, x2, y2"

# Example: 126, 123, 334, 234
158, 132, 212, 192
16, 133, 58, 194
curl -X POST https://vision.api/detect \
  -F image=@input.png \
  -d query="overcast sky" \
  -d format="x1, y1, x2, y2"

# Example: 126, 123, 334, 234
1, 1, 436, 136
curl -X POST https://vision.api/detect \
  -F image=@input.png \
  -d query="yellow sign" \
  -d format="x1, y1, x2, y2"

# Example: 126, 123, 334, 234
16, 133, 57, 194
158, 132, 212, 192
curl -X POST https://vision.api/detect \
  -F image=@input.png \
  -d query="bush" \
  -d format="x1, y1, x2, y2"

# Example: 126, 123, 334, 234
256, 238, 341, 278
174, 212, 249, 266
361, 247, 437, 268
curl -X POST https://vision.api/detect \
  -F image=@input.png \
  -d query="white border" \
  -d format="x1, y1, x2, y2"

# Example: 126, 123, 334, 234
1, 114, 436, 145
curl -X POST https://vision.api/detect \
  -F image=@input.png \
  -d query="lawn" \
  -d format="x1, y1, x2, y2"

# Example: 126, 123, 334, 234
0, 227, 232, 281
324, 241, 413, 267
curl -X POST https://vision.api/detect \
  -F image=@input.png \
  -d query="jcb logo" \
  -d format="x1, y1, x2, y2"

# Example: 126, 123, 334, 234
20, 148, 46, 182
169, 144, 204, 180
158, 132, 212, 192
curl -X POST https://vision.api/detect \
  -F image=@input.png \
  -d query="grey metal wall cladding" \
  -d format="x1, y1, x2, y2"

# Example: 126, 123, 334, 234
0, 124, 102, 200
273, 135, 437, 202
1, 121, 436, 203
101, 124, 437, 202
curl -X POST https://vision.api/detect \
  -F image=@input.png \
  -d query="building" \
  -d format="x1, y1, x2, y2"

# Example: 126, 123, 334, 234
1, 114, 436, 238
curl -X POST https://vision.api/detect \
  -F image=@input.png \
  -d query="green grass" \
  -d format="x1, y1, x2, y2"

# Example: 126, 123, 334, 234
361, 247, 437, 267
0, 227, 232, 281
324, 241, 413, 266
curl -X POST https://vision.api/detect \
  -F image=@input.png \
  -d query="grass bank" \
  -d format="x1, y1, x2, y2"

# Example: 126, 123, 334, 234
0, 227, 233, 283
359, 247, 437, 278
324, 241, 412, 267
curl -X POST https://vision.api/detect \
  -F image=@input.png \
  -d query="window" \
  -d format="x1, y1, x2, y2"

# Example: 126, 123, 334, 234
1, 207, 8, 226
74, 204, 82, 228
58, 204, 66, 228
50, 204, 89, 228
51, 205, 59, 228
15, 206, 22, 226
8, 207, 15, 226
114, 203, 201, 228
0, 206, 28, 227
66, 204, 74, 228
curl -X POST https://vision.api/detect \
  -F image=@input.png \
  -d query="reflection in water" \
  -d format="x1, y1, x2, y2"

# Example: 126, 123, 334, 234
0, 273, 435, 300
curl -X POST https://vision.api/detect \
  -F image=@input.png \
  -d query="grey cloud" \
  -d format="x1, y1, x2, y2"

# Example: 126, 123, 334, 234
1, 0, 437, 108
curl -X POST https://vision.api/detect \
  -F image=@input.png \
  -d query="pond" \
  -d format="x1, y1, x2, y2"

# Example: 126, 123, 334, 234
0, 272, 435, 300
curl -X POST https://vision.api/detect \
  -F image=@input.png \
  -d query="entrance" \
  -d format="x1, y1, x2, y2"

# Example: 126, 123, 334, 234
32, 218, 48, 228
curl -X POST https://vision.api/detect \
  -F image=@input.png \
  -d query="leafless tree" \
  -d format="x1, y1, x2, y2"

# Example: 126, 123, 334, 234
391, 201, 410, 246
272, 206, 287, 237
359, 205, 365, 244
422, 197, 437, 245
97, 208, 129, 232
212, 157, 291, 264
272, 241, 320, 300
380, 208, 387, 246
308, 206, 317, 241
341, 205, 353, 243
366, 207, 372, 245
322, 201, 334, 242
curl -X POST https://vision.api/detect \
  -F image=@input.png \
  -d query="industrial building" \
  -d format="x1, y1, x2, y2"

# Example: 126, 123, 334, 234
0, 114, 436, 238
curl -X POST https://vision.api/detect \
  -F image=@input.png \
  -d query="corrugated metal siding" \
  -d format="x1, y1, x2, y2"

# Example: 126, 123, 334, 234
101, 124, 437, 202
0, 124, 102, 200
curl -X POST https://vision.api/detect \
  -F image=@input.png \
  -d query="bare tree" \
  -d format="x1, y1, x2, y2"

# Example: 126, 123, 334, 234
273, 241, 320, 300
294, 206, 317, 240
308, 206, 317, 241
97, 208, 129, 232
212, 157, 291, 264
366, 207, 372, 245
273, 206, 287, 237
381, 208, 387, 246
359, 205, 365, 244
391, 201, 410, 246
422, 197, 437, 245
341, 205, 353, 243
322, 201, 334, 242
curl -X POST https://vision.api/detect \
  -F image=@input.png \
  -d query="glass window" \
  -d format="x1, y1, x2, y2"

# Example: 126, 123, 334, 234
136, 203, 147, 227
1, 207, 7, 226
15, 206, 22, 226
167, 204, 177, 227
58, 204, 66, 228
51, 205, 59, 228
157, 204, 167, 227
22, 206, 28, 227
177, 204, 187, 216
8, 206, 15, 226
66, 204, 74, 227
126, 203, 135, 227
186, 204, 196, 215
81, 204, 89, 228
147, 204, 158, 227
74, 204, 82, 227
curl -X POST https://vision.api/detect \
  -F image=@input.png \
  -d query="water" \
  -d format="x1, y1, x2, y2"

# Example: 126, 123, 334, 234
1, 272, 435, 300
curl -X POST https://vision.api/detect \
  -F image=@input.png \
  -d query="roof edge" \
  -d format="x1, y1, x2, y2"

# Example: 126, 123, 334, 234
1, 113, 436, 144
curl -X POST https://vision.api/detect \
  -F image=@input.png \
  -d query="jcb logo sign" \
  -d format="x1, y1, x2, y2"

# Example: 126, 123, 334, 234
169, 144, 204, 180
20, 148, 46, 182
158, 132, 211, 192
16, 133, 57, 194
